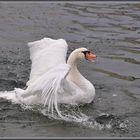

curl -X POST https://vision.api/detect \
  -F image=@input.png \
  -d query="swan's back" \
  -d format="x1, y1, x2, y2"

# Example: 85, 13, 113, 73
27, 38, 68, 86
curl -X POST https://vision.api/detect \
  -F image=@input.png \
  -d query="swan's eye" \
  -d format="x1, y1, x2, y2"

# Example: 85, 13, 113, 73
82, 50, 90, 55
82, 50, 96, 61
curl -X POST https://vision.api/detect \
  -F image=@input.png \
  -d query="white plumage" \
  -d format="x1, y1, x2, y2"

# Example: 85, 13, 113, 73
5, 38, 96, 119
27, 38, 68, 86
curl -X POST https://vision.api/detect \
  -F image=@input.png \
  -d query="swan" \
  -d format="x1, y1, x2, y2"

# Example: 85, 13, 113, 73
14, 38, 96, 118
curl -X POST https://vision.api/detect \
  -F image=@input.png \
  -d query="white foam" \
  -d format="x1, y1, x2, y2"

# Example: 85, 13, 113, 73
0, 90, 127, 130
0, 90, 20, 104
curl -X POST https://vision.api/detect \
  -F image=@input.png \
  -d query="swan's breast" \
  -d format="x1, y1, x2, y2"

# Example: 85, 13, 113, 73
57, 78, 95, 104
79, 80, 95, 104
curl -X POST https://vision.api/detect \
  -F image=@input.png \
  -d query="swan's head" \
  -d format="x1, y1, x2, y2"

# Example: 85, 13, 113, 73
73, 47, 96, 62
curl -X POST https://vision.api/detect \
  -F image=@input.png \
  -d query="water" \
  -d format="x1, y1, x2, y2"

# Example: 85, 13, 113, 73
0, 2, 140, 137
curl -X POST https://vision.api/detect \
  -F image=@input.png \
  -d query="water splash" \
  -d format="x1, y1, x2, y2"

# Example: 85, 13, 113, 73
0, 90, 129, 131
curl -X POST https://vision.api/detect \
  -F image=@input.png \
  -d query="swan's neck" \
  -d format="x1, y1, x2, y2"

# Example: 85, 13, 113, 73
66, 52, 87, 86
67, 51, 77, 68
67, 52, 79, 79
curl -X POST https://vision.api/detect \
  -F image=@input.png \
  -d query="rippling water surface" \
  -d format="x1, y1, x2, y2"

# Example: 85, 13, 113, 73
0, 2, 140, 137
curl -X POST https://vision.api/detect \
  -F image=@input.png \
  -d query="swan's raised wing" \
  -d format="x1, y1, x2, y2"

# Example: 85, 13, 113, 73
27, 38, 68, 86
23, 64, 70, 119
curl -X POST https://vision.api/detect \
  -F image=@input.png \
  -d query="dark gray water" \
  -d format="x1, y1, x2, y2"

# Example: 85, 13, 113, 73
0, 2, 140, 137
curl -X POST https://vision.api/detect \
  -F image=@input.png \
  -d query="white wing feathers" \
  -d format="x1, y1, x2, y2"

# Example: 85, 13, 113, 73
40, 64, 70, 118
25, 64, 70, 118
24, 38, 70, 118
27, 38, 68, 86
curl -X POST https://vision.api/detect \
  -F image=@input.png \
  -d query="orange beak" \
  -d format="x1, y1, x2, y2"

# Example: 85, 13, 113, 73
85, 52, 96, 61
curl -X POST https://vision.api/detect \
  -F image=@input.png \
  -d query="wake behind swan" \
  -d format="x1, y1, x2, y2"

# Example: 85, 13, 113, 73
0, 37, 97, 122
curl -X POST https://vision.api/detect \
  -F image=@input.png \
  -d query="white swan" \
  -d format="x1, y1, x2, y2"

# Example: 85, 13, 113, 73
14, 38, 96, 118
